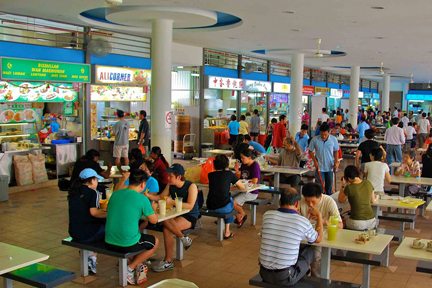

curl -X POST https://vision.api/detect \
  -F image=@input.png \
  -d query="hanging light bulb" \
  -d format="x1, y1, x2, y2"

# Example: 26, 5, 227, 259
410, 74, 414, 84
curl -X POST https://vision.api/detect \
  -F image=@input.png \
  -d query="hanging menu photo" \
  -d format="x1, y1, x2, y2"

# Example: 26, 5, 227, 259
90, 85, 147, 101
0, 81, 78, 102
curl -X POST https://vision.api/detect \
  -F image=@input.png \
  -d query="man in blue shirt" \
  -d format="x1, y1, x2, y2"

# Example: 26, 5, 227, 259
356, 116, 370, 143
308, 123, 340, 195
295, 124, 310, 152
244, 135, 266, 154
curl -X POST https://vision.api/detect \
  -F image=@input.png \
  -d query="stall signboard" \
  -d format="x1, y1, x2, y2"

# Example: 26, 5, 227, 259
358, 91, 364, 98
315, 87, 329, 96
270, 93, 288, 103
1, 57, 90, 82
273, 82, 291, 93
244, 80, 271, 92
94, 65, 151, 85
330, 88, 343, 97
208, 76, 244, 90
372, 93, 380, 99
0, 108, 37, 123
302, 86, 314, 95
0, 81, 78, 102
343, 91, 364, 98
364, 92, 372, 99
90, 85, 147, 101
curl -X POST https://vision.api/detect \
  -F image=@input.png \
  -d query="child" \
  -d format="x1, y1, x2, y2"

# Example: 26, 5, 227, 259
364, 148, 391, 192
395, 149, 421, 196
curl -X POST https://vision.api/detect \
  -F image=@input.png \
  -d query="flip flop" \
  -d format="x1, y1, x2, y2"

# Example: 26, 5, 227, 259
237, 215, 248, 228
224, 233, 235, 239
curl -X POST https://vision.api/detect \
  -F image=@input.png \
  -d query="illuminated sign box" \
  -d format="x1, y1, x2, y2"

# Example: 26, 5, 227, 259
95, 65, 151, 85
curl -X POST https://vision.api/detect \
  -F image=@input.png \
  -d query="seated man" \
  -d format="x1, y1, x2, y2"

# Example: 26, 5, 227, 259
105, 170, 159, 285
330, 123, 342, 136
244, 134, 266, 154
265, 137, 302, 189
299, 182, 343, 277
259, 188, 323, 286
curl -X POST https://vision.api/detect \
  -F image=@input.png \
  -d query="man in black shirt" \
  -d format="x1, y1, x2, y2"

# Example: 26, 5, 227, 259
355, 129, 386, 173
137, 110, 150, 157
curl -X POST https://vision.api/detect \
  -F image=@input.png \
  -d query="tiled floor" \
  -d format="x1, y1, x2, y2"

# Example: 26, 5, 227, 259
1, 161, 432, 287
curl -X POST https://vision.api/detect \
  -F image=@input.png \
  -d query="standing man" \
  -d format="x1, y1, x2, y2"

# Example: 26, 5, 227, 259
356, 116, 370, 143
417, 112, 430, 149
265, 137, 302, 189
138, 110, 150, 157
309, 122, 340, 195
320, 108, 329, 123
355, 129, 381, 172
272, 115, 287, 152
111, 110, 130, 171
384, 117, 405, 164
259, 188, 323, 286
295, 124, 310, 153
393, 107, 399, 118
416, 109, 423, 123
401, 113, 409, 128
250, 109, 261, 142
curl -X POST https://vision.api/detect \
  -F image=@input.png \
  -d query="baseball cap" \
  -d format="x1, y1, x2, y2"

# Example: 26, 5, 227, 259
79, 168, 105, 182
165, 163, 185, 176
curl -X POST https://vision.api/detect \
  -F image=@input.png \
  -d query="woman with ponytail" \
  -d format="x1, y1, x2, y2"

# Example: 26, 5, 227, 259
149, 146, 169, 191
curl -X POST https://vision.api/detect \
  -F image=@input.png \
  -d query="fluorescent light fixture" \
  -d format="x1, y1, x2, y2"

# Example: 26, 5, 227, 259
191, 73, 200, 77
0, 123, 28, 126
177, 66, 184, 69
0, 134, 31, 138
171, 70, 178, 74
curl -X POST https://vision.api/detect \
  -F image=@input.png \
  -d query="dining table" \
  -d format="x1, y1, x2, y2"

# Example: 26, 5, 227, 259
204, 149, 234, 156
394, 237, 432, 263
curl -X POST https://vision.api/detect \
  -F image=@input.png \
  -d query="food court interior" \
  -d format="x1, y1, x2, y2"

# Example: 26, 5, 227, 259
2, 1, 432, 288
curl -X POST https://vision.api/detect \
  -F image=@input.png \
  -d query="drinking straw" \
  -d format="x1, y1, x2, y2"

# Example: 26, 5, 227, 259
175, 193, 179, 201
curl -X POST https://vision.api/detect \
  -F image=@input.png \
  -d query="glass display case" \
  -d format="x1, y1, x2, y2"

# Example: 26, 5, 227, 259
0, 122, 40, 152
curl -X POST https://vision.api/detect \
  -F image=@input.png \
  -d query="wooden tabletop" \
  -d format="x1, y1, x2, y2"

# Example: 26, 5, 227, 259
394, 237, 432, 262
260, 166, 311, 175
205, 149, 234, 155
305, 229, 393, 255
372, 198, 425, 210
0, 242, 49, 275
391, 175, 432, 185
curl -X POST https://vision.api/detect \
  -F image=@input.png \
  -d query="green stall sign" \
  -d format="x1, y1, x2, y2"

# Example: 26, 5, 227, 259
1, 57, 90, 83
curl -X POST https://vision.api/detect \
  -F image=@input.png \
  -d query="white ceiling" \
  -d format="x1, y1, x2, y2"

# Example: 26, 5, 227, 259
1, 0, 432, 83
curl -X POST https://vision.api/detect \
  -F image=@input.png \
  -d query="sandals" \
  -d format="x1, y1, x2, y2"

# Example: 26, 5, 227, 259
237, 215, 248, 228
223, 233, 235, 239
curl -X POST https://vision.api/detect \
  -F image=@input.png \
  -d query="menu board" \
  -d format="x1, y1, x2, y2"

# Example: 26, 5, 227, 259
270, 93, 288, 103
0, 108, 37, 123
0, 81, 78, 102
95, 66, 151, 85
90, 85, 147, 101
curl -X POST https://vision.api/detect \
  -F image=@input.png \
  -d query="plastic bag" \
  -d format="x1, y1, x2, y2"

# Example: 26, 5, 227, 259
138, 144, 145, 155
220, 130, 230, 144
200, 157, 216, 184
185, 165, 203, 183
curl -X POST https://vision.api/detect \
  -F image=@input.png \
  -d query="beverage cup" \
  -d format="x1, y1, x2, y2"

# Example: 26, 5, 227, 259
330, 216, 339, 226
427, 241, 432, 250
175, 197, 183, 212
327, 224, 337, 241
413, 238, 422, 247
310, 219, 317, 229
368, 228, 377, 237
158, 200, 166, 216
106, 188, 112, 201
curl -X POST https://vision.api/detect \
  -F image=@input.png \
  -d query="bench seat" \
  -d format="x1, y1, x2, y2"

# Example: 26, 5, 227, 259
249, 274, 361, 288
416, 261, 432, 274
378, 211, 416, 223
245, 198, 268, 226
200, 209, 237, 241
331, 249, 388, 267
3, 263, 76, 288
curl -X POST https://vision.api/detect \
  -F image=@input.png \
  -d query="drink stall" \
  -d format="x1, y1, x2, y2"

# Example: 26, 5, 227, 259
0, 57, 89, 183
90, 65, 151, 164
270, 82, 290, 119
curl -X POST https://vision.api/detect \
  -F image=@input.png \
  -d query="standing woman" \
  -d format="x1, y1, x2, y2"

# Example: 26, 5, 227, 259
338, 165, 376, 230
233, 149, 261, 228
149, 146, 169, 191
227, 115, 240, 146
68, 168, 107, 274
301, 110, 310, 125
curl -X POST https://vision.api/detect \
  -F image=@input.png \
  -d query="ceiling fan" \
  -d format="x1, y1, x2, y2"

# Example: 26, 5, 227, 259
379, 62, 384, 75
315, 38, 323, 58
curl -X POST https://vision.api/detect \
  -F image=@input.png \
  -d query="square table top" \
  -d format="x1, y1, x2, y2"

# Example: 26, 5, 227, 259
338, 138, 358, 142
205, 149, 234, 155
391, 175, 432, 185
0, 242, 49, 275
372, 198, 425, 210
339, 143, 359, 148
305, 229, 393, 255
260, 166, 311, 175
426, 201, 432, 212
157, 209, 191, 222
196, 183, 265, 193
394, 237, 432, 262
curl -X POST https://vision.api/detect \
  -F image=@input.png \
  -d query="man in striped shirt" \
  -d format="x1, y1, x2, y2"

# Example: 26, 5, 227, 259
259, 188, 323, 286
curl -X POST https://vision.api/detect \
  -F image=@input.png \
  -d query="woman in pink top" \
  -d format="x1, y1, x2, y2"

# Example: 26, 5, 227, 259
301, 110, 310, 125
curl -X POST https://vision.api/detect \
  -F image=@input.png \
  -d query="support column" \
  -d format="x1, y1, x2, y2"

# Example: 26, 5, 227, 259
349, 66, 360, 125
289, 53, 304, 135
382, 75, 390, 112
402, 83, 408, 111
151, 19, 173, 164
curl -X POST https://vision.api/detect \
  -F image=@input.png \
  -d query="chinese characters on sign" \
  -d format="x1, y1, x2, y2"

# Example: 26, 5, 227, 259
208, 76, 244, 90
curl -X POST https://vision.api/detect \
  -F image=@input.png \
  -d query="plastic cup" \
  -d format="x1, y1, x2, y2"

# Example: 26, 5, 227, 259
106, 188, 113, 201
327, 224, 337, 241
175, 197, 183, 212
330, 216, 340, 226
158, 200, 166, 216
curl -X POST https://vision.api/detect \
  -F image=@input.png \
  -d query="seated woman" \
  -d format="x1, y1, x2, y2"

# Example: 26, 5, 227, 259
68, 168, 107, 274
338, 165, 376, 231
207, 155, 245, 239
146, 164, 199, 273
233, 149, 261, 228
115, 160, 159, 195
148, 146, 169, 191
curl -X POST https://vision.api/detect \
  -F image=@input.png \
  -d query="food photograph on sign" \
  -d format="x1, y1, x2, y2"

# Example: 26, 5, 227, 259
0, 81, 78, 102
90, 85, 147, 101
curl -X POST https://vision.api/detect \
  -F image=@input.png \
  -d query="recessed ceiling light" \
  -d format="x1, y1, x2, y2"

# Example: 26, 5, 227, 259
336, 45, 341, 48
228, 37, 235, 39
375, 36, 385, 39
177, 66, 183, 69
376, 51, 382, 54
292, 29, 301, 32
283, 10, 295, 14
371, 6, 384, 9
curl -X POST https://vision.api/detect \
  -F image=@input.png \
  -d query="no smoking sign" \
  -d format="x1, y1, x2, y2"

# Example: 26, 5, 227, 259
165, 111, 172, 130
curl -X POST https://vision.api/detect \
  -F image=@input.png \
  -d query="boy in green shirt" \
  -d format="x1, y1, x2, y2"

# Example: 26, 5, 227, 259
105, 170, 159, 285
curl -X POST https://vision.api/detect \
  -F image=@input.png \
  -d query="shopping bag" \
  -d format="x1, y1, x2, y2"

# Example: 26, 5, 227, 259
138, 144, 145, 155
200, 157, 216, 184
185, 165, 203, 183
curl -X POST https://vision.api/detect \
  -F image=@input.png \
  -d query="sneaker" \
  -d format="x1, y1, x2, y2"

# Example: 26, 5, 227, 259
88, 257, 97, 274
180, 236, 193, 250
127, 267, 136, 285
152, 260, 174, 272
135, 264, 148, 285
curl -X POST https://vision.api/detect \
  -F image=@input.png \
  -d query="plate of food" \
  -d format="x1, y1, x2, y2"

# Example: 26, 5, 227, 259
13, 111, 24, 122
23, 109, 37, 122
19, 83, 31, 95
62, 91, 76, 101
4, 89, 18, 101
355, 238, 368, 244
39, 84, 50, 94
28, 90, 41, 101
0, 110, 14, 122
44, 92, 58, 100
